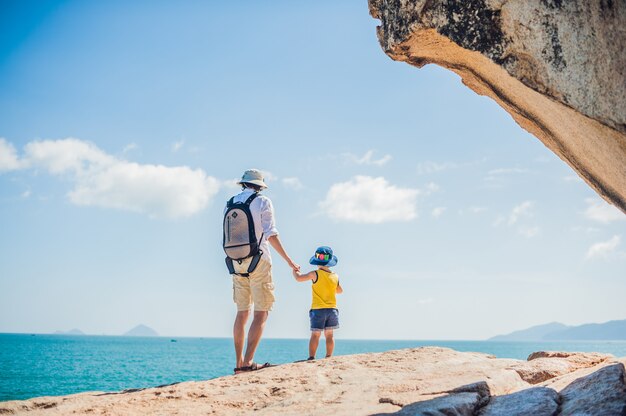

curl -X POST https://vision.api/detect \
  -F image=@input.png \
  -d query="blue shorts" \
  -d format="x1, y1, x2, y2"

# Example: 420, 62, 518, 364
309, 308, 339, 332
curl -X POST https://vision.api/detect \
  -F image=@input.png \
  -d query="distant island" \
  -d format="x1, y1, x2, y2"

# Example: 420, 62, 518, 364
490, 318, 626, 341
124, 324, 159, 337
53, 329, 85, 335
49, 325, 159, 337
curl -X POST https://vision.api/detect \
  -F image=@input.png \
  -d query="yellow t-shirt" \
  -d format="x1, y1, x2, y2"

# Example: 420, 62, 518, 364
311, 269, 339, 310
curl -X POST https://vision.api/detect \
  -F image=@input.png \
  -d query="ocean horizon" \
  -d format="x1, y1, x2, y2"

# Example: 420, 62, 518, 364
2, 333, 626, 402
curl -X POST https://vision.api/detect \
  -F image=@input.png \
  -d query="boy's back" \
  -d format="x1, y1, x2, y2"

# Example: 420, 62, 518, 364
311, 269, 339, 310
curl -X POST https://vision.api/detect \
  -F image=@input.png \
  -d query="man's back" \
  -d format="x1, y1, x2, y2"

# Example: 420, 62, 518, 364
227, 189, 277, 264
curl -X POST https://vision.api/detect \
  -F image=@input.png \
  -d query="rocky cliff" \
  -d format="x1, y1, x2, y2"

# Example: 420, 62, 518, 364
369, 0, 626, 213
1, 347, 625, 415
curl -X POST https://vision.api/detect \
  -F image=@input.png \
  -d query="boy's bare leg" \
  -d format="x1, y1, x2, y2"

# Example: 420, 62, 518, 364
324, 329, 334, 357
234, 310, 250, 369
309, 331, 321, 358
243, 310, 269, 367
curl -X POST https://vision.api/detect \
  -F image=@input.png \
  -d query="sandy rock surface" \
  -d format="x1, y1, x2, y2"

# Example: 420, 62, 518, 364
1, 347, 624, 415
510, 350, 612, 384
369, 0, 626, 213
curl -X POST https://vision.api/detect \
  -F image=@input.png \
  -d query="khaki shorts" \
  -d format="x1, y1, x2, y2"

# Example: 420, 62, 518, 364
232, 259, 275, 312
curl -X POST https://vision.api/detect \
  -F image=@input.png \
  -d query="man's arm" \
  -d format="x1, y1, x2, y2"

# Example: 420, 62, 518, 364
260, 197, 300, 272
292, 269, 316, 282
268, 234, 300, 271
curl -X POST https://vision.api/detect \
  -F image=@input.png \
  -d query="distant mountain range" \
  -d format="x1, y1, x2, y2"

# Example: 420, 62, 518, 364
489, 319, 626, 341
51, 324, 159, 337
123, 324, 159, 337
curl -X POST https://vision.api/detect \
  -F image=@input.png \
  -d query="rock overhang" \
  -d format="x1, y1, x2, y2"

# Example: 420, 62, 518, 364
369, 0, 626, 213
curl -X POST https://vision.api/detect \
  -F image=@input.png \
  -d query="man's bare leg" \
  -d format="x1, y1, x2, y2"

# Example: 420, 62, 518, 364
234, 310, 249, 369
243, 310, 269, 367
324, 329, 334, 357
309, 331, 321, 359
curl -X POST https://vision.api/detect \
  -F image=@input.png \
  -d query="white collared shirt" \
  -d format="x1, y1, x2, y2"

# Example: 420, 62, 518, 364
224, 189, 278, 264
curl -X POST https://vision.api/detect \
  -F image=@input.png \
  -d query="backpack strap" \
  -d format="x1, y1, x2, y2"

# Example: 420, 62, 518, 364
246, 250, 263, 274
225, 250, 264, 278
244, 192, 259, 206
244, 192, 261, 251
226, 192, 256, 209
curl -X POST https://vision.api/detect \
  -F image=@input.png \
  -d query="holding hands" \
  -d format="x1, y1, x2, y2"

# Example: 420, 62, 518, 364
288, 260, 301, 273
266, 234, 299, 272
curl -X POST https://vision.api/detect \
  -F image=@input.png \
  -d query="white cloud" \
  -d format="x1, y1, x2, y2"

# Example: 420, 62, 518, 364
487, 168, 528, 175
518, 226, 540, 238
24, 138, 114, 175
493, 201, 537, 233
431, 207, 446, 218
459, 206, 488, 216
423, 182, 440, 195
8, 138, 220, 218
0, 138, 26, 171
416, 158, 488, 175
492, 215, 506, 227
261, 170, 278, 183
571, 226, 600, 233
319, 175, 419, 223
344, 150, 392, 167
586, 235, 621, 260
563, 175, 583, 183
171, 140, 184, 152
282, 177, 303, 190
483, 167, 529, 186
534, 155, 553, 163
508, 201, 534, 225
21, 190, 31, 198
416, 161, 458, 175
584, 198, 625, 224
123, 143, 138, 154
222, 178, 242, 192
469, 206, 487, 214
68, 163, 219, 218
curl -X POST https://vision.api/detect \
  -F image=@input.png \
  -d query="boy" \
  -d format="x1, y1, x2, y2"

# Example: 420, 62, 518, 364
293, 246, 343, 360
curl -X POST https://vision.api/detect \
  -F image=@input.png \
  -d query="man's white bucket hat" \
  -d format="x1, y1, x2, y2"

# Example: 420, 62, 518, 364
237, 169, 268, 189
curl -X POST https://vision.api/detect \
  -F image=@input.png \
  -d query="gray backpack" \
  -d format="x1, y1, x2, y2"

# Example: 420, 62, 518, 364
223, 193, 263, 276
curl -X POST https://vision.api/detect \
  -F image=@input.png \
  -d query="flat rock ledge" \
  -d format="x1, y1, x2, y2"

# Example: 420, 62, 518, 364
1, 347, 625, 415
369, 0, 626, 213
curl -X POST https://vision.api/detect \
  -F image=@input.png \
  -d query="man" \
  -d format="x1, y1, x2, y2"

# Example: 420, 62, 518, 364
227, 169, 299, 373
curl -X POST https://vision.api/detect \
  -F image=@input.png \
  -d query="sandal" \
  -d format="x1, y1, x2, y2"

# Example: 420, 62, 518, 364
294, 357, 315, 363
238, 362, 273, 372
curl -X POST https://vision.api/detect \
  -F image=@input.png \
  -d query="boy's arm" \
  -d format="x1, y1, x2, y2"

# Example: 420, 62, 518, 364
293, 270, 317, 283
336, 281, 343, 294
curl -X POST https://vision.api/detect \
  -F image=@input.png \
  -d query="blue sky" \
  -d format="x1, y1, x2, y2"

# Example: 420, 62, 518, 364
1, 0, 624, 340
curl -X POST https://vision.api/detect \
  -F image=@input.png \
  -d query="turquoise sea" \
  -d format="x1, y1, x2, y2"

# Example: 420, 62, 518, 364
1, 333, 625, 402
